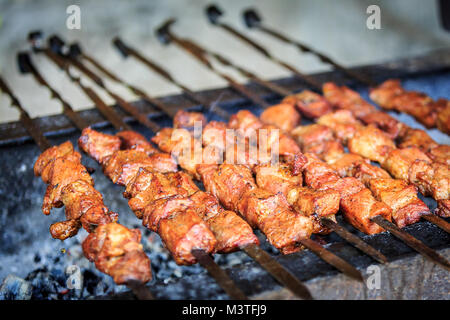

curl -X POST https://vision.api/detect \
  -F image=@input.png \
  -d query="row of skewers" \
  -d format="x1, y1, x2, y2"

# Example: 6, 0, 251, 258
0, 9, 448, 299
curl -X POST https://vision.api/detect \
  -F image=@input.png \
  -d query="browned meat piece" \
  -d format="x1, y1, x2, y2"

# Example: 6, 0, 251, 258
151, 127, 184, 154
291, 124, 344, 162
166, 171, 199, 194
302, 153, 340, 190
42, 154, 93, 215
260, 103, 301, 132
78, 128, 122, 164
369, 79, 403, 110
409, 160, 449, 201
143, 196, 194, 231
427, 145, 450, 165
238, 188, 312, 254
103, 150, 177, 186
61, 180, 117, 232
197, 164, 256, 213
348, 125, 396, 163
282, 90, 332, 119
202, 121, 229, 150
228, 110, 263, 134
391, 92, 436, 128
320, 176, 366, 199
340, 188, 392, 234
436, 199, 450, 218
352, 162, 391, 186
292, 124, 334, 147
370, 80, 440, 129
197, 163, 312, 253
173, 110, 207, 129
262, 124, 302, 158
116, 130, 158, 155
125, 169, 190, 218
323, 82, 377, 118
329, 153, 369, 177
287, 187, 340, 218
189, 191, 259, 253
253, 162, 302, 197
359, 111, 405, 139
369, 178, 429, 228
158, 209, 216, 265
382, 147, 431, 181
206, 209, 259, 252
436, 102, 450, 134
82, 222, 152, 284
34, 141, 74, 177
317, 110, 362, 142
49, 219, 81, 240
397, 127, 438, 151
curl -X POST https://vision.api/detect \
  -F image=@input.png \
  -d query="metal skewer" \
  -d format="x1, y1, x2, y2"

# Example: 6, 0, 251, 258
203, 6, 450, 238
422, 214, 450, 234
371, 216, 450, 271
158, 20, 366, 282
56, 38, 316, 300
4, 63, 154, 300
28, 36, 250, 301
205, 4, 322, 91
112, 37, 231, 120
241, 8, 378, 87
0, 75, 52, 151
47, 35, 161, 133
154, 19, 391, 265
155, 18, 450, 271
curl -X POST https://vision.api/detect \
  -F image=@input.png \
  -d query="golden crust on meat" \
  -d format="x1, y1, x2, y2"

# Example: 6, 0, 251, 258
78, 128, 121, 164
282, 90, 332, 119
317, 110, 362, 142
369, 178, 429, 228
260, 103, 301, 132
323, 82, 377, 118
348, 125, 396, 163
82, 222, 152, 284
116, 130, 158, 155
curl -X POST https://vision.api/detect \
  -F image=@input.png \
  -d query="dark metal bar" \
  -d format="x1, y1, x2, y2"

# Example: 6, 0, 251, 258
79, 41, 314, 299
320, 218, 388, 264
68, 42, 178, 118
125, 280, 155, 300
0, 75, 52, 151
28, 34, 131, 132
29, 35, 250, 300
16, 52, 89, 131
205, 4, 322, 91
192, 249, 248, 300
242, 244, 313, 299
298, 239, 364, 282
112, 37, 207, 106
155, 19, 271, 108
47, 35, 161, 133
422, 214, 450, 234
242, 8, 378, 87
371, 215, 450, 271
112, 37, 231, 120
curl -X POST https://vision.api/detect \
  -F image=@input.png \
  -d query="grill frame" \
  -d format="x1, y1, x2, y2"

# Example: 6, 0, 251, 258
0, 48, 449, 300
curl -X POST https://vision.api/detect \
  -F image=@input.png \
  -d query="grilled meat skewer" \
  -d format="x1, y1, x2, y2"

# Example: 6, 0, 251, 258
79, 128, 259, 265
370, 79, 450, 133
33, 141, 152, 285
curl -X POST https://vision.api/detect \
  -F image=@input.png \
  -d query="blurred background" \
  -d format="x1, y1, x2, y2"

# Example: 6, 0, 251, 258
0, 0, 449, 123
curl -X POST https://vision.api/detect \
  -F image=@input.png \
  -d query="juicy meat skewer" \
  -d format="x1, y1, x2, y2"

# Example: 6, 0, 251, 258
34, 141, 152, 284
79, 128, 259, 264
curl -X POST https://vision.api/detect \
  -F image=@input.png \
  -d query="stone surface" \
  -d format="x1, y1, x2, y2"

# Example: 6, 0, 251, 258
0, 274, 32, 300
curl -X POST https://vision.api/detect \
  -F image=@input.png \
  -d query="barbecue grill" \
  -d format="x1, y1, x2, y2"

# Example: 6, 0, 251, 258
0, 7, 449, 300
